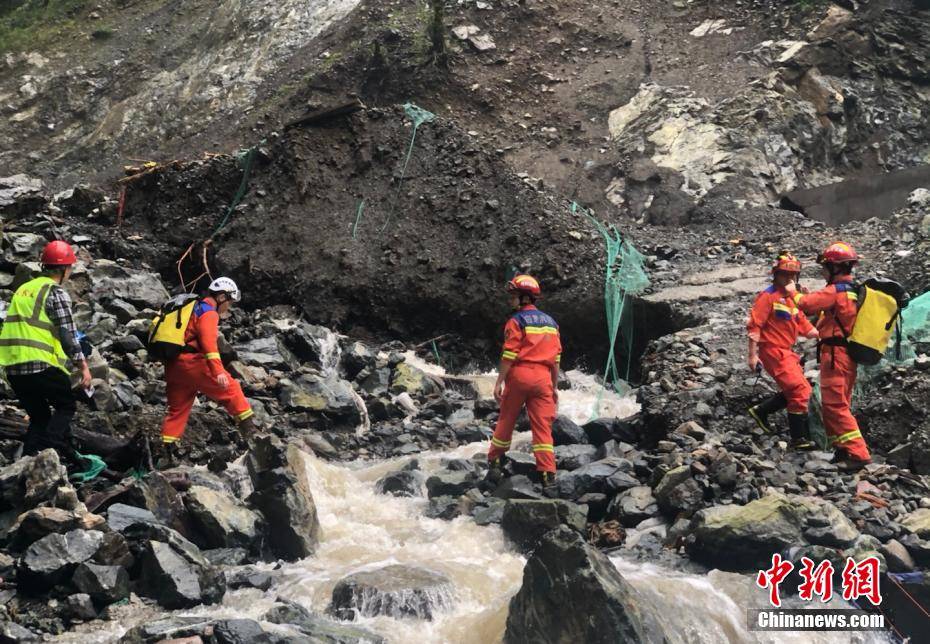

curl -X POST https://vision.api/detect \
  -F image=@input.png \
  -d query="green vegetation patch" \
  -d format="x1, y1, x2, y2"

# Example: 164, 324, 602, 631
0, 0, 90, 54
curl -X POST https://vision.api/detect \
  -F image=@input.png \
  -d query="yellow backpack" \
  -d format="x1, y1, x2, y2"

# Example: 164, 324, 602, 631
839, 279, 910, 365
146, 294, 200, 362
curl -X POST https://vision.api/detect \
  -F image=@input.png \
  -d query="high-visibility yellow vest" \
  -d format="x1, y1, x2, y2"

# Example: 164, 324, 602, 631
0, 276, 69, 373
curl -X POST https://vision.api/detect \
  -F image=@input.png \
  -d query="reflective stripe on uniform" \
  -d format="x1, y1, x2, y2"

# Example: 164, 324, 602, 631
491, 437, 511, 448
162, 435, 180, 443
205, 352, 221, 360
0, 337, 58, 353
531, 443, 554, 452
237, 409, 254, 421
524, 326, 559, 335
0, 278, 67, 372
555, 354, 561, 363
831, 430, 862, 444
793, 293, 804, 304
1, 315, 56, 333
846, 292, 858, 301
501, 350, 518, 360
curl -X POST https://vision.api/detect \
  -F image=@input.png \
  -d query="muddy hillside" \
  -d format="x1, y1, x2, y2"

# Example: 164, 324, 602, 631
0, 0, 928, 642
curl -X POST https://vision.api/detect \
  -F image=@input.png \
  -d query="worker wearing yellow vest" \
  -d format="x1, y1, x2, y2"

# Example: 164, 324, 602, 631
0, 241, 92, 463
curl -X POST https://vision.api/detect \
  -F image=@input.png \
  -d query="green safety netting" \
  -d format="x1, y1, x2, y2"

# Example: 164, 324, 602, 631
211, 146, 259, 239
69, 452, 107, 484
574, 203, 650, 418
381, 103, 436, 232
809, 290, 930, 450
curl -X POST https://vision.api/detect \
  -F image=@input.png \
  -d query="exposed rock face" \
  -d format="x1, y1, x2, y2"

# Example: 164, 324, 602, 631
247, 436, 321, 561
72, 562, 130, 606
184, 485, 262, 550
505, 526, 665, 643
500, 499, 587, 553
18, 529, 104, 592
264, 599, 387, 643
330, 565, 455, 621
689, 494, 858, 571
138, 540, 226, 610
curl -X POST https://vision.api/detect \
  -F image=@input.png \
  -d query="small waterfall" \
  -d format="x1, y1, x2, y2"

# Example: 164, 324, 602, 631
312, 326, 343, 378
310, 326, 368, 434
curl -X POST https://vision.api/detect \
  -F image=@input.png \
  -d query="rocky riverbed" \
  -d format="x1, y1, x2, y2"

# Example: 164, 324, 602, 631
0, 0, 929, 641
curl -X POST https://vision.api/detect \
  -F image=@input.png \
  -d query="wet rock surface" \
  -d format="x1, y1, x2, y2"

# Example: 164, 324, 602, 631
329, 565, 455, 621
0, 0, 927, 640
505, 526, 666, 643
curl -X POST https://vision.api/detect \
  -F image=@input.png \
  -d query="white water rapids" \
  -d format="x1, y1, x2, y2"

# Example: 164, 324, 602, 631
59, 350, 890, 644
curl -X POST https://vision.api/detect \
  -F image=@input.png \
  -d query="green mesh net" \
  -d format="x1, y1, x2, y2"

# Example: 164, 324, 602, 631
69, 452, 107, 484
574, 203, 650, 418
382, 103, 436, 232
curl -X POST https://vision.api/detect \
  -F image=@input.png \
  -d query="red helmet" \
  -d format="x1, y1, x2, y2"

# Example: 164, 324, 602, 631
772, 253, 801, 274
817, 242, 858, 265
40, 240, 77, 266
506, 274, 541, 297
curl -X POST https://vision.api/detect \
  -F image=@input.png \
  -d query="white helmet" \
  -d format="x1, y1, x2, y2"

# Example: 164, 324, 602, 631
208, 276, 241, 302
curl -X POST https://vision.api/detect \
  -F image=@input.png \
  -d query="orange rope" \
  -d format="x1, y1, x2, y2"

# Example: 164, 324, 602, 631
888, 574, 930, 620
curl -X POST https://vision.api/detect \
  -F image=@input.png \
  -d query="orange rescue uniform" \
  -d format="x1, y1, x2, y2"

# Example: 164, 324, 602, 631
488, 305, 562, 473
161, 297, 252, 444
747, 285, 815, 413
793, 277, 870, 462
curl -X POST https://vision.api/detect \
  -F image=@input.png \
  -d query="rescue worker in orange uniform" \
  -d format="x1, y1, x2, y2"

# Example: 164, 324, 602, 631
787, 242, 871, 470
160, 277, 254, 448
486, 275, 562, 488
747, 253, 819, 449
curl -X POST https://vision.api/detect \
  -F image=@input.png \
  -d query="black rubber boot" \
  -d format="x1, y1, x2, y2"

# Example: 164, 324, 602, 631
237, 416, 256, 449
480, 455, 508, 492
539, 471, 556, 489
787, 413, 815, 451
748, 392, 788, 433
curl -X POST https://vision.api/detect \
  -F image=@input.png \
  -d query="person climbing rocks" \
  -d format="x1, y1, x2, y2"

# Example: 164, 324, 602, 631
485, 274, 561, 488
746, 252, 819, 450
0, 241, 93, 467
788, 242, 871, 471
160, 277, 254, 452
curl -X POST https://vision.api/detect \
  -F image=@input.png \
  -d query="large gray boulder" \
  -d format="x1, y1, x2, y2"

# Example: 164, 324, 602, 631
553, 444, 598, 471
0, 449, 67, 511
551, 416, 589, 446
264, 599, 386, 643
501, 499, 587, 553
72, 562, 130, 606
425, 471, 479, 498
390, 362, 442, 397
88, 261, 169, 309
247, 435, 321, 561
553, 457, 638, 499
236, 336, 300, 372
278, 373, 361, 424
504, 526, 665, 643
0, 174, 47, 220
689, 493, 858, 570
138, 539, 225, 609
18, 529, 104, 592
608, 486, 659, 527
184, 485, 262, 550
330, 565, 454, 621
376, 469, 424, 497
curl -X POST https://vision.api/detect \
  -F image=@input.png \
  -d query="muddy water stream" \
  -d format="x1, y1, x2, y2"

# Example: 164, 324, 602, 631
59, 359, 888, 643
